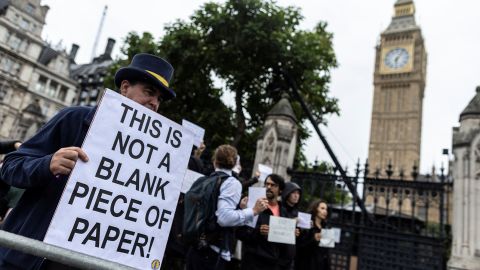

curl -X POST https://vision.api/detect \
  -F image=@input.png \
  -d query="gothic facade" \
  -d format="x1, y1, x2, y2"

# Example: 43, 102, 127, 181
252, 94, 297, 181
71, 38, 115, 107
0, 0, 76, 141
449, 87, 480, 270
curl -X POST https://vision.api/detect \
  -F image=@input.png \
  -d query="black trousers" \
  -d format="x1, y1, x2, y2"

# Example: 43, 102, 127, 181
186, 247, 226, 270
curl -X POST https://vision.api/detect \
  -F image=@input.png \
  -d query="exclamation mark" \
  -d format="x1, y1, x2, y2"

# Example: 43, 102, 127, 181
147, 237, 155, 258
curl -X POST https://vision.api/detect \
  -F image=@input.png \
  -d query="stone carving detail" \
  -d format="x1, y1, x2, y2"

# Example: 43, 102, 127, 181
262, 157, 271, 166
463, 150, 470, 177
265, 132, 275, 153
475, 142, 480, 179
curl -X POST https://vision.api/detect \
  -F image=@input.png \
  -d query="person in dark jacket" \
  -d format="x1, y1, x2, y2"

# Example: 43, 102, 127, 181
296, 199, 330, 270
282, 182, 301, 218
238, 174, 294, 270
185, 145, 268, 270
0, 53, 177, 270
0, 140, 21, 154
188, 142, 206, 175
0, 140, 22, 221
281, 182, 302, 270
162, 143, 206, 270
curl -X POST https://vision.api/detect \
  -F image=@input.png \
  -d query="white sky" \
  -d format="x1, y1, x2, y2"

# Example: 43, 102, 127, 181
40, 0, 480, 174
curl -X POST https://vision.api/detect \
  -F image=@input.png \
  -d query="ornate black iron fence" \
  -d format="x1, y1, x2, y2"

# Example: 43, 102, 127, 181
289, 162, 452, 270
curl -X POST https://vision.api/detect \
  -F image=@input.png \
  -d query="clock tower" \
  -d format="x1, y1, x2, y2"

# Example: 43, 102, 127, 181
367, 0, 427, 178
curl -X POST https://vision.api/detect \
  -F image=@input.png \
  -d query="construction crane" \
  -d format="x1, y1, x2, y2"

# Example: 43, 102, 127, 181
91, 5, 108, 61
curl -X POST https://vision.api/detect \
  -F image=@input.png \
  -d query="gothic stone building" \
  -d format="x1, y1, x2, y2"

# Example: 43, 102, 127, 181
0, 0, 77, 141
449, 87, 480, 270
252, 94, 297, 181
367, 0, 427, 178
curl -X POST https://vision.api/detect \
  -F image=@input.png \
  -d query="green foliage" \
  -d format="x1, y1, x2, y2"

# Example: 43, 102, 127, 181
104, 0, 339, 170
104, 30, 233, 149
158, 22, 234, 149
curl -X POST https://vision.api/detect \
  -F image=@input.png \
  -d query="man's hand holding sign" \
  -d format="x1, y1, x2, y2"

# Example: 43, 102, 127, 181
0, 54, 195, 269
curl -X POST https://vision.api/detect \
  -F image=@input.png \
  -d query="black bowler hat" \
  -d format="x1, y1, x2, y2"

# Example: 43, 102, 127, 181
114, 53, 176, 100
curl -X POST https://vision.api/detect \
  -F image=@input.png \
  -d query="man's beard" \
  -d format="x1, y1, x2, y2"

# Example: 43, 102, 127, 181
266, 190, 275, 200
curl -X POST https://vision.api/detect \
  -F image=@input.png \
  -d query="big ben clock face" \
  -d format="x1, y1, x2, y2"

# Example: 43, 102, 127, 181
384, 48, 409, 69
379, 44, 414, 74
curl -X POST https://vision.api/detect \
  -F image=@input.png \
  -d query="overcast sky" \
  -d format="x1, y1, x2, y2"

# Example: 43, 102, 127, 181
40, 0, 480, 175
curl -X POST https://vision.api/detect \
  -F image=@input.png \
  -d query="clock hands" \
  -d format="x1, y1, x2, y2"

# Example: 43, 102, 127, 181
394, 55, 400, 65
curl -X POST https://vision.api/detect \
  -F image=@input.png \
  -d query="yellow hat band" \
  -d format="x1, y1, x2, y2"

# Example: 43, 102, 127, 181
146, 70, 169, 88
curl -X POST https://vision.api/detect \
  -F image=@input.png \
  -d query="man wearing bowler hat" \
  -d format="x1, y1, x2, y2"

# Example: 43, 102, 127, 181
0, 54, 176, 269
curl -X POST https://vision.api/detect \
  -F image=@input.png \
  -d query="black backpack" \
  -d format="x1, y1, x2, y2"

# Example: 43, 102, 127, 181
183, 171, 230, 246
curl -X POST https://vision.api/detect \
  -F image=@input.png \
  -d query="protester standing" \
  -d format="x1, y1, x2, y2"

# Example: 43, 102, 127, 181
238, 174, 294, 270
0, 53, 177, 269
281, 182, 302, 270
185, 145, 268, 270
295, 199, 330, 270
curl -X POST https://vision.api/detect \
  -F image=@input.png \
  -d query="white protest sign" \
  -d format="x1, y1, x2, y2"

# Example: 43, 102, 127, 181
267, 216, 296, 245
319, 228, 336, 248
182, 119, 205, 147
181, 169, 204, 193
245, 187, 266, 228
332, 227, 341, 243
44, 89, 194, 269
297, 212, 312, 229
258, 164, 272, 183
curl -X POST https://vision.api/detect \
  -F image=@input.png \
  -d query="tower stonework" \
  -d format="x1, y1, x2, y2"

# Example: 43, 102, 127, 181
252, 94, 297, 181
368, 0, 427, 177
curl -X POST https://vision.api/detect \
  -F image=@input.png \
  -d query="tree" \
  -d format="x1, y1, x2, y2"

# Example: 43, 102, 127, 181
179, 0, 339, 168
105, 31, 234, 156
106, 0, 339, 171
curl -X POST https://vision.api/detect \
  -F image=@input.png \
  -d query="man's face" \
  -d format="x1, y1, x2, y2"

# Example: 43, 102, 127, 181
120, 80, 162, 112
265, 177, 280, 201
287, 190, 300, 205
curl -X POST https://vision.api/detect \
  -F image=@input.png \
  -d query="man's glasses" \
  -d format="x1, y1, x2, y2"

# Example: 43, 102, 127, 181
265, 182, 278, 188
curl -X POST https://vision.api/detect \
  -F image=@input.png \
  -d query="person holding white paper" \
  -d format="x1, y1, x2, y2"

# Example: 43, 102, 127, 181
238, 174, 296, 270
295, 199, 330, 270
187, 142, 206, 175
185, 145, 268, 270
280, 182, 303, 270
0, 53, 177, 270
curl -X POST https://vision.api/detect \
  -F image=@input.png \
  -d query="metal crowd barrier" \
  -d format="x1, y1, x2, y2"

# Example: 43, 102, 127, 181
0, 230, 137, 269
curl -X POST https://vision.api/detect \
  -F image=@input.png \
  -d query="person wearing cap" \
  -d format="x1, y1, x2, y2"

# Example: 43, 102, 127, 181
0, 54, 175, 270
